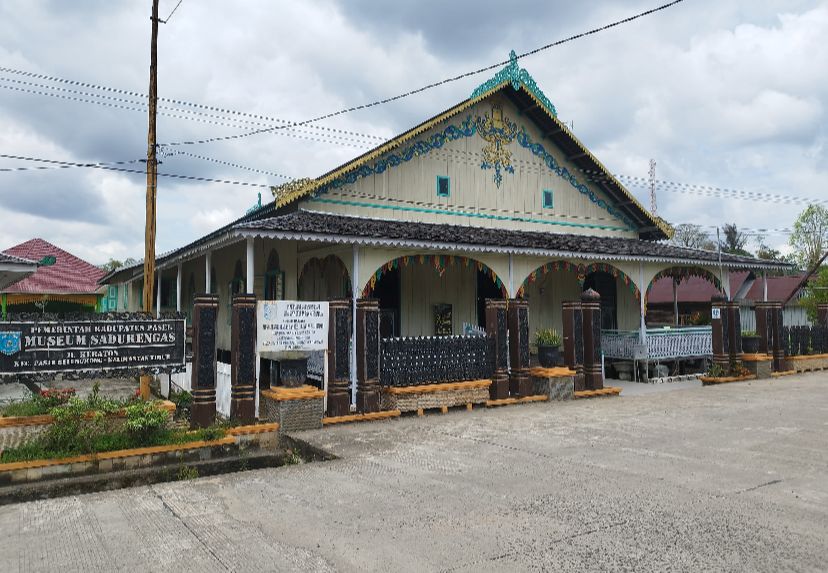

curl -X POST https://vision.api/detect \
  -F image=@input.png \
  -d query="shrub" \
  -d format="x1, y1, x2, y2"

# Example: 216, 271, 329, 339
123, 401, 170, 445
741, 330, 757, 337
534, 328, 562, 347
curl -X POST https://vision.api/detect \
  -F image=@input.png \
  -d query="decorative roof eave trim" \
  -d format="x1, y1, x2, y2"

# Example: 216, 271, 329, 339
514, 91, 672, 240
231, 228, 789, 271
274, 90, 495, 209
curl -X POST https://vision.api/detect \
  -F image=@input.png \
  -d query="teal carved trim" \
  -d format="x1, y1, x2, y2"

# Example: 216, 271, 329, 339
516, 128, 636, 229
313, 110, 634, 229
308, 197, 631, 232
436, 175, 450, 197
470, 50, 557, 117
318, 117, 476, 195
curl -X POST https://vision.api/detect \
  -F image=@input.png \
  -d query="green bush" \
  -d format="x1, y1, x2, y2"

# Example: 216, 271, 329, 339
123, 401, 170, 445
534, 328, 562, 347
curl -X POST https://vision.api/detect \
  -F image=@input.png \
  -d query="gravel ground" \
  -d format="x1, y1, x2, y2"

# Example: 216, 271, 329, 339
0, 371, 826, 572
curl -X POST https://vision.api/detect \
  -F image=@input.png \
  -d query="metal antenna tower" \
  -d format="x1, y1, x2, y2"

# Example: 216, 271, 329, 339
648, 158, 657, 216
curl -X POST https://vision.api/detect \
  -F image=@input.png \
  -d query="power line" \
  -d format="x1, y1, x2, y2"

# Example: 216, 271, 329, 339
172, 150, 292, 179
159, 0, 687, 146
159, 0, 183, 24
0, 155, 146, 172
0, 153, 275, 189
0, 67, 386, 142
0, 81, 374, 150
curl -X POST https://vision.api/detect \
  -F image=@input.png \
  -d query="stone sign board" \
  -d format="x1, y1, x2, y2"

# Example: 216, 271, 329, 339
0, 318, 186, 377
257, 301, 329, 353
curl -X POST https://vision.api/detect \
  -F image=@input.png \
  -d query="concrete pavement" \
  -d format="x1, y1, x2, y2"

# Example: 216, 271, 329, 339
1, 372, 826, 571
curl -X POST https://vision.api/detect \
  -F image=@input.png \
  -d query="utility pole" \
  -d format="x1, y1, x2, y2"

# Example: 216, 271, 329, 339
140, 0, 160, 400
648, 158, 657, 216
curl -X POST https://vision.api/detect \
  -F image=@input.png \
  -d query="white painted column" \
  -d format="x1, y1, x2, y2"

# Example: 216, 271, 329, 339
205, 251, 212, 293
176, 263, 182, 312
763, 271, 768, 302
156, 270, 162, 319
638, 262, 647, 344
672, 277, 679, 326
246, 237, 254, 295
508, 253, 514, 297
351, 243, 359, 407
723, 267, 731, 300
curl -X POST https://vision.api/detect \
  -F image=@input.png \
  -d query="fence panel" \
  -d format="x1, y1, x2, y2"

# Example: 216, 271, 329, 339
782, 325, 828, 356
380, 335, 495, 387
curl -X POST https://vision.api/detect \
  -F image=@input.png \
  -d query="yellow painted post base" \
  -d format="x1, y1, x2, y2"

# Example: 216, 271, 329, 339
139, 374, 151, 401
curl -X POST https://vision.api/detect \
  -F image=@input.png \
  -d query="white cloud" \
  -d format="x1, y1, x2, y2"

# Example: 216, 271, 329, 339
0, 0, 826, 261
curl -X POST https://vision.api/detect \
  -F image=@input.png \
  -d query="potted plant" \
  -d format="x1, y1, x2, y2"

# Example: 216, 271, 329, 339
534, 328, 562, 368
741, 330, 760, 354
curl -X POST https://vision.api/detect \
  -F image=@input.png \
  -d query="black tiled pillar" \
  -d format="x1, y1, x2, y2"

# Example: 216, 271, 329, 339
485, 299, 509, 400
190, 294, 218, 429
230, 293, 257, 424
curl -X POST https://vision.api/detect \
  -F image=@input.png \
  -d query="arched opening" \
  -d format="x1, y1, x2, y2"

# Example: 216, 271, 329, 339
518, 261, 640, 341
264, 249, 284, 300
298, 255, 351, 301
645, 267, 723, 326
364, 255, 507, 337
583, 271, 617, 330
229, 260, 245, 296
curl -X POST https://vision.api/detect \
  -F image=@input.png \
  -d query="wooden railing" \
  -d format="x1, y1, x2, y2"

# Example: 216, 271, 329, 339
602, 327, 712, 361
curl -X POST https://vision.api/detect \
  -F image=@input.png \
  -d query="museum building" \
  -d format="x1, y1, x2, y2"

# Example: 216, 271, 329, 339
101, 53, 789, 388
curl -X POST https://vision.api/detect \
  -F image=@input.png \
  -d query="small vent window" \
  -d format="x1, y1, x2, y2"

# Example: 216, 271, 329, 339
436, 176, 450, 197
542, 189, 554, 209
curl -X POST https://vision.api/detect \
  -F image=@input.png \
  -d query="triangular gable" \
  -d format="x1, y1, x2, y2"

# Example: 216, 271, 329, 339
273, 51, 671, 240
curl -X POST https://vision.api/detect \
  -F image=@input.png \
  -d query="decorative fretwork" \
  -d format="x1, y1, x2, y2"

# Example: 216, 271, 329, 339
515, 129, 637, 230
518, 261, 640, 300
470, 50, 558, 117
364, 255, 507, 297
380, 335, 495, 387
602, 327, 713, 361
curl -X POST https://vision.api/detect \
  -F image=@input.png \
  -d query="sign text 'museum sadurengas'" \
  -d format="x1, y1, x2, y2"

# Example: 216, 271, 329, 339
0, 319, 186, 376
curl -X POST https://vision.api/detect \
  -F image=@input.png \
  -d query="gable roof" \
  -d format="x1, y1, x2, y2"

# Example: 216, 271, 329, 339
272, 51, 672, 241
2, 238, 105, 295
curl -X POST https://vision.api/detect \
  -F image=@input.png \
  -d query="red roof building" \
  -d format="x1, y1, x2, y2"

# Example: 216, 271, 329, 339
1, 238, 105, 311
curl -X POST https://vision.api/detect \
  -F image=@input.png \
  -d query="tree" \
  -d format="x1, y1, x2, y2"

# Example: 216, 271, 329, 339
671, 223, 715, 250
720, 223, 750, 256
100, 257, 138, 273
789, 205, 828, 270
754, 234, 785, 262
800, 267, 828, 322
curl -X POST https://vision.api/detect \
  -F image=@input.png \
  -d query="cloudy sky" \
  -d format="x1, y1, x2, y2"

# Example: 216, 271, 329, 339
0, 0, 826, 264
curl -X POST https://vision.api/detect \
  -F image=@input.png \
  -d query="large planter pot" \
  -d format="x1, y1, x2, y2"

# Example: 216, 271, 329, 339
279, 358, 308, 388
742, 336, 760, 354
537, 345, 561, 368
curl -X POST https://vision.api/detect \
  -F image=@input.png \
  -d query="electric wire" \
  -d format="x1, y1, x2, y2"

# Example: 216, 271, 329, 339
0, 153, 274, 189
160, 0, 183, 24
157, 0, 687, 146
0, 67, 386, 142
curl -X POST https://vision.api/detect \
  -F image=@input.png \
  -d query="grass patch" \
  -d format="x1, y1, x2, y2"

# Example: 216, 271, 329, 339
0, 393, 226, 464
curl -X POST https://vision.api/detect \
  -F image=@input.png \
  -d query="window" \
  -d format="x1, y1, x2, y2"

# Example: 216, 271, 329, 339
542, 189, 554, 209
436, 175, 450, 197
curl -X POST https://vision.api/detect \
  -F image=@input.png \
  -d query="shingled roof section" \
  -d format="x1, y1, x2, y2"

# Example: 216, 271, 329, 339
2, 238, 105, 294
235, 211, 791, 269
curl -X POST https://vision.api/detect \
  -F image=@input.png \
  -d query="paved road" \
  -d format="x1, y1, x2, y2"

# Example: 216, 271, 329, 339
1, 373, 826, 572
